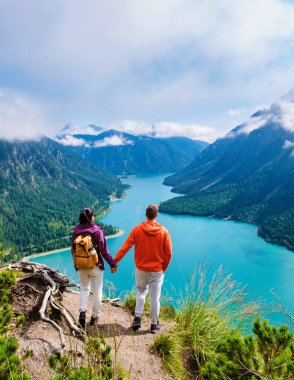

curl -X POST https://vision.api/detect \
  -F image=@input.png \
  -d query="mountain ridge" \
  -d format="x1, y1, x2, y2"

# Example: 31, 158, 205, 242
56, 129, 208, 175
160, 91, 294, 251
0, 137, 126, 257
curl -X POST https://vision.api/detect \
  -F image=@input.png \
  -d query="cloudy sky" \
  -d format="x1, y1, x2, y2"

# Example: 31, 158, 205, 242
0, 0, 294, 142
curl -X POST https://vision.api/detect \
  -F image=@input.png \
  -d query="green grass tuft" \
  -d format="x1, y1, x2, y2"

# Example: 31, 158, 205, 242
152, 264, 261, 379
122, 290, 150, 316
151, 332, 187, 379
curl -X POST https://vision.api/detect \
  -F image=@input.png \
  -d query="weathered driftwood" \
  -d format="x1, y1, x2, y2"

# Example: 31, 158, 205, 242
102, 297, 121, 307
8, 261, 121, 348
40, 287, 66, 348
8, 261, 84, 348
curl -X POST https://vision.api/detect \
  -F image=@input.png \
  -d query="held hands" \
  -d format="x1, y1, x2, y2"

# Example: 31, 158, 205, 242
111, 265, 118, 274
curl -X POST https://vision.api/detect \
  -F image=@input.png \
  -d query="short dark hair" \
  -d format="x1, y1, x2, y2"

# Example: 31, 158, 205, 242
146, 204, 158, 220
79, 208, 94, 224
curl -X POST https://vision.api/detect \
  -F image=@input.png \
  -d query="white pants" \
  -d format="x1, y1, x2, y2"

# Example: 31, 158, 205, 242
135, 268, 164, 324
78, 267, 104, 318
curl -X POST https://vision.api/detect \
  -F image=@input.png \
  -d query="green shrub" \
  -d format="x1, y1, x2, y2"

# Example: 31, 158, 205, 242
0, 336, 31, 380
159, 303, 176, 321
176, 266, 257, 375
203, 318, 294, 379
49, 354, 58, 370
16, 313, 26, 327
0, 270, 19, 333
49, 335, 114, 380
122, 291, 150, 316
152, 332, 174, 358
153, 265, 260, 379
0, 270, 31, 379
22, 348, 33, 360
123, 290, 175, 321
151, 332, 186, 378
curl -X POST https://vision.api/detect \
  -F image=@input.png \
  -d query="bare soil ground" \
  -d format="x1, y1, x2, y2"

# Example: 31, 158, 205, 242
9, 272, 172, 380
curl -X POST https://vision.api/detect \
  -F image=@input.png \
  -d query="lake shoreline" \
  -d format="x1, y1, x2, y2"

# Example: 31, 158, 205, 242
24, 174, 294, 321
159, 208, 294, 253
23, 229, 124, 262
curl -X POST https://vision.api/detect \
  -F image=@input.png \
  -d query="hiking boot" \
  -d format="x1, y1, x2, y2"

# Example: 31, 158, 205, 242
150, 322, 160, 334
79, 311, 86, 329
90, 316, 99, 326
132, 316, 141, 331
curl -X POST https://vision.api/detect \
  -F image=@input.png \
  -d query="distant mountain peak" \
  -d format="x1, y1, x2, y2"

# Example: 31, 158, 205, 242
60, 124, 103, 136
161, 89, 294, 251
226, 89, 294, 138
278, 88, 294, 103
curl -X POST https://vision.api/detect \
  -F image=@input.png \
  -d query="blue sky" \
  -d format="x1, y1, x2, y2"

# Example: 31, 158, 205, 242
0, 0, 294, 142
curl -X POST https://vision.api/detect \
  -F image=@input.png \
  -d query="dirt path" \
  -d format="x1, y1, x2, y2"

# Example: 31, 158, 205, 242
63, 292, 171, 380
12, 284, 171, 380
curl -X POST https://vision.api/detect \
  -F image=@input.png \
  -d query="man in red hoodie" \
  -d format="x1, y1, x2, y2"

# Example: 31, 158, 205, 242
114, 204, 172, 333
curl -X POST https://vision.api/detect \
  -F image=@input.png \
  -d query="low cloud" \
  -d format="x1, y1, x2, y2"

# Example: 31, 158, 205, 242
61, 124, 102, 136
238, 115, 269, 135
57, 135, 86, 146
2, 1, 294, 131
107, 120, 218, 143
153, 122, 218, 142
0, 89, 56, 140
225, 109, 245, 117
283, 140, 294, 157
107, 120, 152, 136
274, 99, 294, 132
223, 89, 294, 139
94, 135, 134, 147
283, 139, 294, 148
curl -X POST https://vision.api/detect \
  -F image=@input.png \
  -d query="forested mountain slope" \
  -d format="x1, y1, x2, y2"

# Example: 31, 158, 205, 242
57, 129, 208, 174
160, 90, 294, 251
0, 137, 126, 258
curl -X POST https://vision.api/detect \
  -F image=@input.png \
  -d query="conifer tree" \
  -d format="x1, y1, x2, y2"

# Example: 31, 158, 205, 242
203, 318, 294, 379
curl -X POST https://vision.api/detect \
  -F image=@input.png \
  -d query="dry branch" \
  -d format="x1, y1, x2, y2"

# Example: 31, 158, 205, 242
50, 296, 84, 336
8, 261, 83, 348
102, 297, 121, 307
18, 283, 43, 294
40, 287, 66, 348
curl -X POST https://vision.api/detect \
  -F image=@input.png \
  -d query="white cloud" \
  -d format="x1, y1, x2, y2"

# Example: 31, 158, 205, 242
107, 120, 217, 142
57, 135, 86, 146
153, 122, 218, 142
274, 100, 294, 132
108, 120, 152, 136
225, 109, 247, 117
283, 140, 294, 157
283, 140, 294, 149
223, 91, 294, 137
1, 1, 294, 130
61, 124, 102, 136
94, 135, 134, 147
0, 89, 56, 140
238, 115, 269, 135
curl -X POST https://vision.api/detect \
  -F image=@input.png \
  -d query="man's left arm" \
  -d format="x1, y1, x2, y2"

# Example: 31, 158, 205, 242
162, 231, 172, 272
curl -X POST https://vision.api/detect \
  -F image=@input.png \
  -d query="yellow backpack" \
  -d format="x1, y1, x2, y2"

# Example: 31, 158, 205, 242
73, 235, 99, 269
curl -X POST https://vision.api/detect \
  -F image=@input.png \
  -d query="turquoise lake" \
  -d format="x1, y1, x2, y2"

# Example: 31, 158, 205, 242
30, 174, 294, 325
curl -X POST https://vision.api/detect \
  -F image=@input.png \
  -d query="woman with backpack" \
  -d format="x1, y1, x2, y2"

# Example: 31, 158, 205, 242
71, 208, 117, 328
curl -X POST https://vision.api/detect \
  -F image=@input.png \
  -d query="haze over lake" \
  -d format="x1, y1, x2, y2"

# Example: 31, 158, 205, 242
30, 174, 294, 324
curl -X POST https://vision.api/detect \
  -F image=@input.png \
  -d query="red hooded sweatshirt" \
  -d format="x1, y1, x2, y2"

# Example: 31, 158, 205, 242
114, 221, 172, 272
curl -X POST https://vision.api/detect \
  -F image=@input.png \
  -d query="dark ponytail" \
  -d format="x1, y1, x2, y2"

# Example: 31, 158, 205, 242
79, 208, 94, 224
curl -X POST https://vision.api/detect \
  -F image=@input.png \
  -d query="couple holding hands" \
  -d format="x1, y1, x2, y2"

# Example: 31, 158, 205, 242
71, 204, 172, 333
